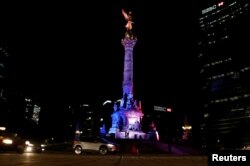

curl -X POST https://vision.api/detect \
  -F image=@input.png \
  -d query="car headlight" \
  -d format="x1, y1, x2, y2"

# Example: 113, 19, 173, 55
25, 140, 34, 146
107, 144, 119, 151
3, 138, 13, 144
25, 146, 33, 152
107, 144, 115, 148
40, 144, 46, 151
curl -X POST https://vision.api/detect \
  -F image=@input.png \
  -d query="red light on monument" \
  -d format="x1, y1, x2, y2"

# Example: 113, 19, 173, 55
218, 1, 224, 7
166, 108, 172, 112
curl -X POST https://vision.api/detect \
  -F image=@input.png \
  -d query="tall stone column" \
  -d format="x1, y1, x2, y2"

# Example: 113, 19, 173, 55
121, 37, 137, 99
108, 10, 147, 139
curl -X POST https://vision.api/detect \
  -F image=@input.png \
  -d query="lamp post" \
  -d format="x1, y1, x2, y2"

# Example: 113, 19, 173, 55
102, 100, 112, 106
100, 100, 113, 137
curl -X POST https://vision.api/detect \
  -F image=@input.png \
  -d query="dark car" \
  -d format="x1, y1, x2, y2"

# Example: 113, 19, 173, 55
73, 136, 120, 155
20, 140, 46, 153
0, 130, 45, 153
0, 130, 21, 152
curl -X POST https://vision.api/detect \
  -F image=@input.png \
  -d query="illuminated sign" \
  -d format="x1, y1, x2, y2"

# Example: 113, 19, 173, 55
154, 106, 166, 112
154, 106, 172, 112
202, 5, 217, 14
202, 1, 224, 14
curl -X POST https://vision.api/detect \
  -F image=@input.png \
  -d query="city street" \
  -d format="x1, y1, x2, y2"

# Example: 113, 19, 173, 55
0, 153, 207, 166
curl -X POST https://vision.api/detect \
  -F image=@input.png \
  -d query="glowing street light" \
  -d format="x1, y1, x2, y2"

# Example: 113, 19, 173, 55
102, 100, 112, 106
182, 126, 192, 130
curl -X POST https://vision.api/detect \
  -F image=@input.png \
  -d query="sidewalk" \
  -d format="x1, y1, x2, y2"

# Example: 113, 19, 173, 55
117, 140, 205, 155
153, 142, 205, 155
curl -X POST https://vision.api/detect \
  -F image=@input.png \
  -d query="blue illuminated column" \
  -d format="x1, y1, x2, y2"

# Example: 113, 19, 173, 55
121, 37, 137, 99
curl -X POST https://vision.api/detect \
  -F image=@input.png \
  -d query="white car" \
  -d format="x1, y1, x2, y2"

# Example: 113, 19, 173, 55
73, 136, 120, 155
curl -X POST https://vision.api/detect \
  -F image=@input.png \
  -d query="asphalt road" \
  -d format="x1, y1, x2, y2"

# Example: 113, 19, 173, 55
0, 153, 208, 166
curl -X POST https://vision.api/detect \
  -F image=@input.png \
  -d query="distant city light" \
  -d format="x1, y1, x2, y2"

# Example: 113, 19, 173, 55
25, 98, 32, 102
32, 104, 41, 124
218, 1, 224, 7
166, 108, 172, 112
182, 126, 192, 130
204, 113, 209, 118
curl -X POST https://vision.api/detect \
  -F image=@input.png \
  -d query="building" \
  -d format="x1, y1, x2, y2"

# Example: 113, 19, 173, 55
24, 97, 41, 124
0, 46, 9, 84
182, 116, 192, 142
198, 0, 250, 150
143, 105, 174, 142
70, 104, 98, 140
0, 43, 42, 138
0, 45, 9, 127
0, 44, 9, 99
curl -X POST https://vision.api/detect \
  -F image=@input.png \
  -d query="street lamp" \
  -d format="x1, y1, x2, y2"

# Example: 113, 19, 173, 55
102, 100, 112, 106
100, 100, 113, 136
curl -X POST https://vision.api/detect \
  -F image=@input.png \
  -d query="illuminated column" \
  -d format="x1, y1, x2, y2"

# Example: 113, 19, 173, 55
121, 37, 137, 99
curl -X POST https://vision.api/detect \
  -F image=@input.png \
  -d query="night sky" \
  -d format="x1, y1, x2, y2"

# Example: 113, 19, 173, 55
1, 0, 201, 114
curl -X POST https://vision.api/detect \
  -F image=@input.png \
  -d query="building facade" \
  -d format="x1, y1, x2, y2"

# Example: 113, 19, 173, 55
198, 0, 250, 150
71, 104, 99, 140
0, 45, 9, 127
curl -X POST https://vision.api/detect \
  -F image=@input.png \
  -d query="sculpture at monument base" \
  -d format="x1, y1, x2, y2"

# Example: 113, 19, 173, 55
108, 100, 147, 139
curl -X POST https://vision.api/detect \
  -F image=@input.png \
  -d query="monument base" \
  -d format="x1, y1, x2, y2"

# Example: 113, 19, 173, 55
115, 130, 147, 140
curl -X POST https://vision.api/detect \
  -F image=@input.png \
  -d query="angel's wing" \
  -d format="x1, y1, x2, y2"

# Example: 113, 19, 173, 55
122, 9, 129, 20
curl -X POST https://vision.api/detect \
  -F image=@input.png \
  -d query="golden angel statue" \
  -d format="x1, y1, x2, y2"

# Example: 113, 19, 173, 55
122, 9, 133, 31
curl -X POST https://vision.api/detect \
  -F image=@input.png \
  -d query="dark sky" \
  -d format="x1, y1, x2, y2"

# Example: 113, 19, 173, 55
1, 0, 200, 113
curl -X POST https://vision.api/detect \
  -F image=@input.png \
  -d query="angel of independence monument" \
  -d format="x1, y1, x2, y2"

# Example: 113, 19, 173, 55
108, 10, 147, 139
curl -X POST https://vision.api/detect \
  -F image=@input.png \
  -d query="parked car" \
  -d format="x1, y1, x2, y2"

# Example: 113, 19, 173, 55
73, 136, 120, 155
